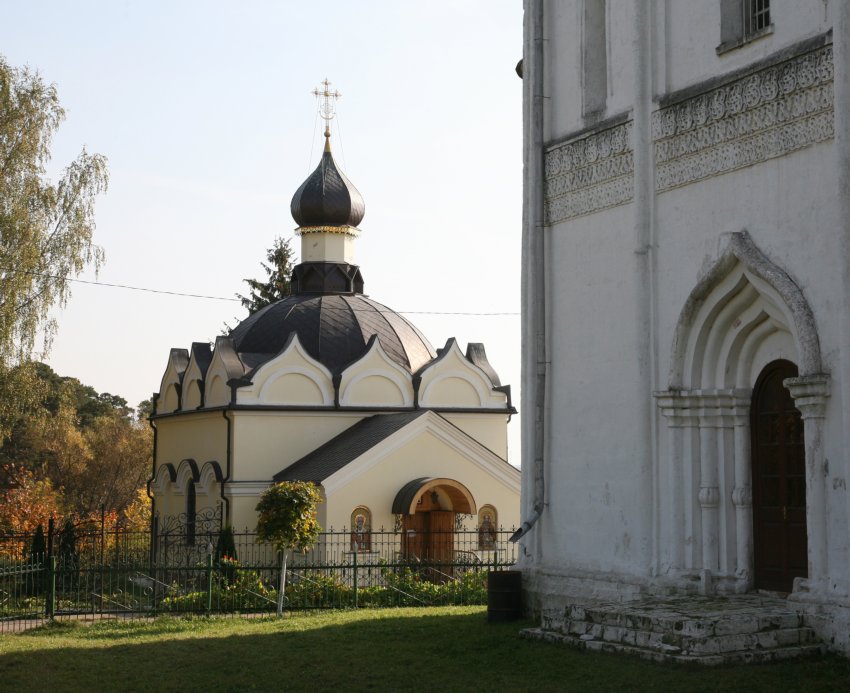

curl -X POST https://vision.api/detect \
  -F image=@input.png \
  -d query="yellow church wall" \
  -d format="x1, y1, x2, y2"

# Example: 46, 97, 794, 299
261, 373, 326, 405
342, 375, 407, 406
422, 377, 481, 407
184, 379, 202, 409
206, 374, 228, 407
322, 431, 520, 532
155, 412, 227, 468
229, 494, 262, 533
228, 483, 329, 536
439, 413, 509, 460
160, 383, 179, 413
152, 489, 178, 520
230, 412, 366, 480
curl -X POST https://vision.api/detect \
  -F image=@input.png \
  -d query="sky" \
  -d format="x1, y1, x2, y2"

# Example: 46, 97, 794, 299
1, 1, 524, 463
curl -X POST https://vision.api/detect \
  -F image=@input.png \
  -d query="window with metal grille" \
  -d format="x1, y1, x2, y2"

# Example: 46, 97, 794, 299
718, 0, 773, 55
744, 0, 770, 39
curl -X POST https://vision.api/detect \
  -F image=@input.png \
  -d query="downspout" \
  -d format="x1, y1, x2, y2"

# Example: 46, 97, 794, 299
146, 418, 157, 502
633, 0, 660, 575
511, 0, 546, 543
146, 393, 159, 525
220, 408, 233, 524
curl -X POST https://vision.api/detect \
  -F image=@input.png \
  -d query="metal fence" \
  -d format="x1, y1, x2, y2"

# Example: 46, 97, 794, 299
0, 522, 517, 631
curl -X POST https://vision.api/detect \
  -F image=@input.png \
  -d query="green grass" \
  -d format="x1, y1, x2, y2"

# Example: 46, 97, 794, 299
1, 607, 849, 692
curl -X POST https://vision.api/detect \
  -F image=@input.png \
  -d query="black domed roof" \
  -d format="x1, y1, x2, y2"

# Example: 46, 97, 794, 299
229, 293, 436, 374
290, 145, 365, 228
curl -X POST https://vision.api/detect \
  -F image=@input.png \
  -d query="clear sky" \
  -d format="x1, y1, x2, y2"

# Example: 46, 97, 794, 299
2, 1, 524, 463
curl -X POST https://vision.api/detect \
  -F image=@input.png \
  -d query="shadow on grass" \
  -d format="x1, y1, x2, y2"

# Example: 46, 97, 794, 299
3, 609, 850, 692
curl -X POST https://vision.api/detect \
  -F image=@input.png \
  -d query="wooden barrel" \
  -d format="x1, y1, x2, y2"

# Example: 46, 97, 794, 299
487, 570, 522, 622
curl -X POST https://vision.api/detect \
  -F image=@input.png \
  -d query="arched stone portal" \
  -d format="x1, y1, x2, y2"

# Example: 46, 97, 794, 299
392, 478, 476, 581
656, 232, 829, 594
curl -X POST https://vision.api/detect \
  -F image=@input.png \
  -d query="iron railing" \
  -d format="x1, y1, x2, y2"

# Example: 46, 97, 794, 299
0, 524, 517, 631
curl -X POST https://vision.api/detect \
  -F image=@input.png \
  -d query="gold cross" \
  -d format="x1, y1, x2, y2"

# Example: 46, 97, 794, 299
312, 78, 341, 125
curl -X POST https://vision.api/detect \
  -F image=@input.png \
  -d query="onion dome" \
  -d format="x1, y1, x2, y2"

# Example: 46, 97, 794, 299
290, 136, 365, 228
229, 293, 436, 373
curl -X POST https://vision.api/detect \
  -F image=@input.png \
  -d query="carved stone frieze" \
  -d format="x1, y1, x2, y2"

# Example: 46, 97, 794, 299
654, 45, 834, 192
544, 121, 634, 224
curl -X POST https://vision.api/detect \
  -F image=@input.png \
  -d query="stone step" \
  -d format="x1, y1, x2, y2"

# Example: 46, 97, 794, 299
520, 627, 827, 666
562, 619, 820, 654
559, 603, 803, 636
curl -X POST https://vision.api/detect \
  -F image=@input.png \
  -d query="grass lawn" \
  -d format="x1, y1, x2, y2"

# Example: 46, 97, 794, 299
1, 606, 849, 692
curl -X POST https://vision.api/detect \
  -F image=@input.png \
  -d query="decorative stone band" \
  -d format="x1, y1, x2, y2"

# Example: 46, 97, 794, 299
296, 225, 360, 237
543, 120, 634, 224
653, 44, 834, 192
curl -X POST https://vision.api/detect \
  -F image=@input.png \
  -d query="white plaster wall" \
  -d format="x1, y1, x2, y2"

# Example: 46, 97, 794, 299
606, 1, 636, 116
665, 0, 831, 94
542, 199, 653, 578
526, 0, 850, 648
300, 231, 355, 264
544, 0, 583, 141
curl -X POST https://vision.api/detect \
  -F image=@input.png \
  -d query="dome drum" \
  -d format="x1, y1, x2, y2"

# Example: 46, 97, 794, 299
291, 262, 364, 295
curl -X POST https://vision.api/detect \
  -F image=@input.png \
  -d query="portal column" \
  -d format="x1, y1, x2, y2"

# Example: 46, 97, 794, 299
655, 392, 692, 574
731, 404, 753, 589
785, 375, 830, 592
698, 407, 720, 574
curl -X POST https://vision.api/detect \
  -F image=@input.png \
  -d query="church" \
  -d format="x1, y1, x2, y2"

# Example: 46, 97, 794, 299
149, 84, 519, 547
517, 0, 850, 658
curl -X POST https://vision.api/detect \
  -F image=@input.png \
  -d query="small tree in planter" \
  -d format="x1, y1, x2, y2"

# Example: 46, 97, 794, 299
255, 481, 321, 616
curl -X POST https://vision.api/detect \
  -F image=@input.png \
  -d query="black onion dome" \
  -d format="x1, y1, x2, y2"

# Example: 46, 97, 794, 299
229, 293, 435, 374
290, 148, 365, 228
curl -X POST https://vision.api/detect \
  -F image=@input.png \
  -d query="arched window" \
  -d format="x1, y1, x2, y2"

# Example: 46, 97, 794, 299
186, 481, 196, 545
350, 506, 371, 552
478, 505, 497, 550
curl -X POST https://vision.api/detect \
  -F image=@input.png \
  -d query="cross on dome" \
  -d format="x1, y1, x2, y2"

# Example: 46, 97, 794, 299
312, 78, 342, 143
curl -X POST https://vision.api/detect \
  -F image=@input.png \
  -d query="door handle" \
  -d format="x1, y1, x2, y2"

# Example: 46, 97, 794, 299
783, 506, 787, 521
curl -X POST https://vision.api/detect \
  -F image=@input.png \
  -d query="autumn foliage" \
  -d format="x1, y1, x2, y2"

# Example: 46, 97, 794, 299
0, 363, 151, 536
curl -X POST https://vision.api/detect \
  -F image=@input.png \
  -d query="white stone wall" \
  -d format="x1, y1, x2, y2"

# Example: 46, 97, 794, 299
522, 0, 850, 653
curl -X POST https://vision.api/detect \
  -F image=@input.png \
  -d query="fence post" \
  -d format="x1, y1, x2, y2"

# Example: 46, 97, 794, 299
46, 555, 57, 619
353, 548, 358, 609
206, 551, 214, 614
47, 517, 55, 560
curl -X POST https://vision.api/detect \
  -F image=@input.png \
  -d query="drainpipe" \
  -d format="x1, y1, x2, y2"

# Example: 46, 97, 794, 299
632, 0, 660, 575
511, 0, 546, 544
220, 408, 233, 524
146, 394, 159, 531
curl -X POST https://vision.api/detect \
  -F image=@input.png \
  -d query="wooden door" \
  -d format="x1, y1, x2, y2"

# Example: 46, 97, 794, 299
751, 360, 807, 592
402, 512, 427, 561
428, 510, 455, 583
